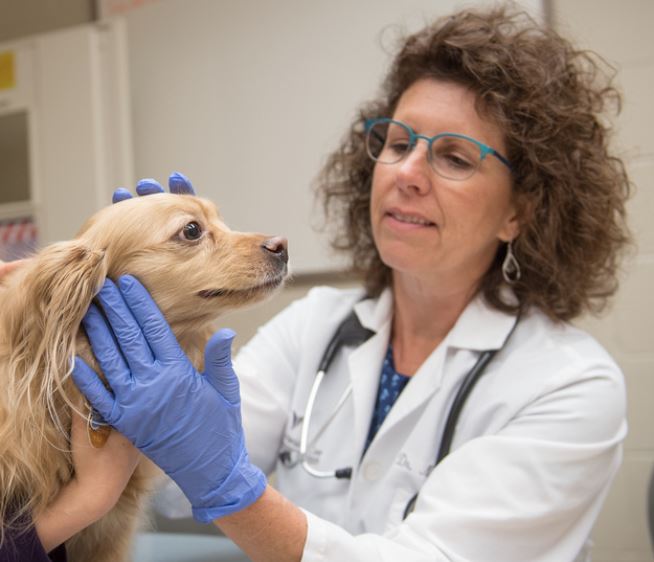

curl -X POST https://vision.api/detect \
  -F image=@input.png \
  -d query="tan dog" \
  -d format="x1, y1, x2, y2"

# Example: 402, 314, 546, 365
0, 193, 288, 561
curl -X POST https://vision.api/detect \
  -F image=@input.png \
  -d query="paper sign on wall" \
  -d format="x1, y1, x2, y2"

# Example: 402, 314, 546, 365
96, 0, 161, 19
0, 218, 38, 261
0, 51, 16, 90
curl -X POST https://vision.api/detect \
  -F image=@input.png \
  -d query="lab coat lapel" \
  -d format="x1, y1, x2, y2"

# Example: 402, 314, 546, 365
346, 289, 518, 458
377, 337, 447, 433
447, 291, 518, 351
373, 292, 518, 441
347, 290, 393, 461
348, 288, 446, 450
347, 330, 390, 461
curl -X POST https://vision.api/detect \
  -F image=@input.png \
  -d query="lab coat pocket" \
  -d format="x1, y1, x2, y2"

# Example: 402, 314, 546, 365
384, 484, 420, 533
382, 461, 427, 533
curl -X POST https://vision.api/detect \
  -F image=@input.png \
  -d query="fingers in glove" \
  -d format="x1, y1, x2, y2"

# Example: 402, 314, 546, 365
204, 329, 241, 405
71, 355, 117, 422
112, 187, 133, 204
117, 275, 185, 363
82, 303, 132, 395
136, 178, 165, 196
94, 279, 155, 373
169, 172, 196, 195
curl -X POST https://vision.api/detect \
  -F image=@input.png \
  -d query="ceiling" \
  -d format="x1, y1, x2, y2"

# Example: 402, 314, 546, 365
0, 0, 95, 44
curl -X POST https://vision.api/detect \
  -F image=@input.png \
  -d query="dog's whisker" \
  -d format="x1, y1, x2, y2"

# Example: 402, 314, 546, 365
197, 272, 287, 300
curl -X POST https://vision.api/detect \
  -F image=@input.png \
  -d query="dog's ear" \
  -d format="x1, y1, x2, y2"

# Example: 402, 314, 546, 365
2, 241, 107, 418
0, 241, 107, 532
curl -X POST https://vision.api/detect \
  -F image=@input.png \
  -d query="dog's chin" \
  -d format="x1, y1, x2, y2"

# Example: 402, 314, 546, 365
197, 273, 286, 301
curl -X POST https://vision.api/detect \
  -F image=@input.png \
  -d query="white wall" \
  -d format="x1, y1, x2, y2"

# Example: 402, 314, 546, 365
119, 0, 542, 274
553, 1, 654, 560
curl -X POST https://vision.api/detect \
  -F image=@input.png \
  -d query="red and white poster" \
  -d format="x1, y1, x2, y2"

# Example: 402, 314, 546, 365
96, 0, 162, 19
0, 218, 38, 262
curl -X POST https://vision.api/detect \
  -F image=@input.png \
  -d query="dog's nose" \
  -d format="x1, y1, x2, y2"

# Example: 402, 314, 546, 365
261, 236, 289, 264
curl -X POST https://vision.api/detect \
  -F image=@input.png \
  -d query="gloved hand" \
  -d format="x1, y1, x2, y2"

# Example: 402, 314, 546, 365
71, 275, 266, 522
112, 171, 196, 203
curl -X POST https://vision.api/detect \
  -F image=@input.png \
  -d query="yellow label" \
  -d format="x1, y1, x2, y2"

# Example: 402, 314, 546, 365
0, 51, 16, 90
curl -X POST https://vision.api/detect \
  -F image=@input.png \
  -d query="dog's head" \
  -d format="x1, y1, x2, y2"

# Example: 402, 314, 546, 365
0, 192, 286, 528
1, 193, 288, 350
77, 193, 288, 328
1, 192, 287, 440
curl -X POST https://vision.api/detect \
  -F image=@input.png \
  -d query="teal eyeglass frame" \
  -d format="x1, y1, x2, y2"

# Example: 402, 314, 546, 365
364, 118, 512, 174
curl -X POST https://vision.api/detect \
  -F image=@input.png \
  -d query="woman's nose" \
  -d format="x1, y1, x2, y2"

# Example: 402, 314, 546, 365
395, 142, 432, 196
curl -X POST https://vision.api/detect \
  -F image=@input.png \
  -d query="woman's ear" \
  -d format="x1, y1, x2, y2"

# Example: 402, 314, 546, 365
499, 216, 520, 244
497, 206, 520, 243
498, 195, 534, 243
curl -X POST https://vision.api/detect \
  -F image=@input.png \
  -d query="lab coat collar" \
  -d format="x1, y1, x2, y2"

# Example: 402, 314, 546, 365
353, 288, 393, 334
447, 290, 519, 351
353, 286, 519, 352
349, 286, 518, 461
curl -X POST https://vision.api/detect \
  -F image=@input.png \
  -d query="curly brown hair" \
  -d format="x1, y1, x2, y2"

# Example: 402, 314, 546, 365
315, 5, 632, 321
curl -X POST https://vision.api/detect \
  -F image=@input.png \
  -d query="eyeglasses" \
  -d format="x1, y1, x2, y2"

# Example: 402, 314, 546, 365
364, 118, 512, 181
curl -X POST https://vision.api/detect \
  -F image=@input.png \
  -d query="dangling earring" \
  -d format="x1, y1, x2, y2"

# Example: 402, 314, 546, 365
502, 240, 521, 284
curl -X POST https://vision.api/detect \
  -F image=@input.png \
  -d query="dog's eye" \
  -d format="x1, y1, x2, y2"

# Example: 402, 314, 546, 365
181, 222, 203, 241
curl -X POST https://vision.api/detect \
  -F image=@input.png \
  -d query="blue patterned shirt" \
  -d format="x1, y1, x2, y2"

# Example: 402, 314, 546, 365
364, 345, 411, 453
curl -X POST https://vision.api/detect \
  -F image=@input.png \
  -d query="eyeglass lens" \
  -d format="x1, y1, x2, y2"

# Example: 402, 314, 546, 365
365, 120, 482, 181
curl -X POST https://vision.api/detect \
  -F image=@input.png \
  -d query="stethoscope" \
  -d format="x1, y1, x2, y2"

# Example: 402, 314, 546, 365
281, 306, 520, 520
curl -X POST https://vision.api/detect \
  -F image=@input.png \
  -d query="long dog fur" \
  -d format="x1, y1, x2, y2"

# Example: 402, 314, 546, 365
0, 193, 287, 561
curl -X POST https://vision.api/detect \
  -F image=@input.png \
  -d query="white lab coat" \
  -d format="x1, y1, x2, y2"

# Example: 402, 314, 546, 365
233, 286, 626, 562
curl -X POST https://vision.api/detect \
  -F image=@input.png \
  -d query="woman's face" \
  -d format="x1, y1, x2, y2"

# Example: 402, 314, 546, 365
370, 78, 518, 293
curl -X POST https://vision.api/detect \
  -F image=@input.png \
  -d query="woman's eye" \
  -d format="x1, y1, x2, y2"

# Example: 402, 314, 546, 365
444, 153, 474, 170
388, 140, 410, 154
181, 221, 203, 241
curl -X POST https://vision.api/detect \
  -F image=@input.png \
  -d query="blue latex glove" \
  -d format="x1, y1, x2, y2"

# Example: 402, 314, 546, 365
112, 171, 196, 203
71, 275, 266, 522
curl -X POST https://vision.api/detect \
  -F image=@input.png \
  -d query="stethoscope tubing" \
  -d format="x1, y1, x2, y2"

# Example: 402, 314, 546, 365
402, 347, 497, 519
299, 369, 334, 478
291, 306, 521, 520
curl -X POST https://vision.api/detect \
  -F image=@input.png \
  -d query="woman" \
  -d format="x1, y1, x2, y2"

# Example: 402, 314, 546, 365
5, 5, 632, 561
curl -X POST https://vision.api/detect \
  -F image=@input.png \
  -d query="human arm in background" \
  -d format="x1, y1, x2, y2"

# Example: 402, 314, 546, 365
0, 259, 27, 278
33, 413, 140, 553
0, 519, 64, 562
1, 414, 139, 561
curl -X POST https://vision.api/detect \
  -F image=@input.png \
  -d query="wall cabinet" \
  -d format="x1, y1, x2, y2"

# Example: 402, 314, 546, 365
0, 19, 132, 260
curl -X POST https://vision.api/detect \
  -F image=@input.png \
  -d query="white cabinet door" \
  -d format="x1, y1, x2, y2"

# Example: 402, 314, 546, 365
0, 19, 133, 252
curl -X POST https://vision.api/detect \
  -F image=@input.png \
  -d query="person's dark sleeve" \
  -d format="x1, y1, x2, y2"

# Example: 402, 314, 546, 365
1, 517, 67, 562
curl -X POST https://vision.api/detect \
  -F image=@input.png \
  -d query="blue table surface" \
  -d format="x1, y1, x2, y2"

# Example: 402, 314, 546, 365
132, 532, 250, 562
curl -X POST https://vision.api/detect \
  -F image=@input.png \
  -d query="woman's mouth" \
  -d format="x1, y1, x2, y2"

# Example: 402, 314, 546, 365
386, 210, 436, 227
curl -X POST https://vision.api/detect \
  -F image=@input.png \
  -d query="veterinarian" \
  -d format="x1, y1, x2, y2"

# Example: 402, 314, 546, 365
2, 6, 631, 561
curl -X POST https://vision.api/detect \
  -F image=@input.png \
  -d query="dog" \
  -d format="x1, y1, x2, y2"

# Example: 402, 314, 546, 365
0, 191, 288, 561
